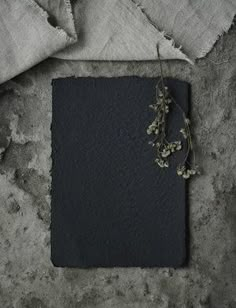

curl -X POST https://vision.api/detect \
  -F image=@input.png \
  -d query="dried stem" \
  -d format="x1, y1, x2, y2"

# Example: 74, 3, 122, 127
146, 45, 199, 179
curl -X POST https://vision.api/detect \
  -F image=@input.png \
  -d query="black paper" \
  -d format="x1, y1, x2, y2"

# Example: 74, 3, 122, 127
51, 77, 189, 267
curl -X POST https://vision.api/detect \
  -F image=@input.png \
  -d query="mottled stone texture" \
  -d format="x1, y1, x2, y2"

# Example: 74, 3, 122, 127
0, 25, 235, 308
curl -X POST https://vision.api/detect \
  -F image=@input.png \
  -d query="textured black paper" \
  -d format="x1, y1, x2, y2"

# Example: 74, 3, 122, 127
51, 77, 189, 268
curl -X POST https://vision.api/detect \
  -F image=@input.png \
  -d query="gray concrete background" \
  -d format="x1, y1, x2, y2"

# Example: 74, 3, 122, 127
0, 24, 235, 308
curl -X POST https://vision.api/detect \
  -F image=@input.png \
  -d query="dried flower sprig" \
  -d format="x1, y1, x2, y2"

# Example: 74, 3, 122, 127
177, 116, 200, 179
147, 86, 182, 169
147, 46, 199, 179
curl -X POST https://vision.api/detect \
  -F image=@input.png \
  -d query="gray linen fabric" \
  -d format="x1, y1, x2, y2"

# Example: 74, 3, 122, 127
55, 0, 190, 62
133, 0, 236, 59
0, 0, 235, 84
56, 0, 236, 61
0, 0, 77, 84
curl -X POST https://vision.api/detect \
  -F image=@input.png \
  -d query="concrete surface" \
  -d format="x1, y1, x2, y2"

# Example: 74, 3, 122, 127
0, 24, 235, 308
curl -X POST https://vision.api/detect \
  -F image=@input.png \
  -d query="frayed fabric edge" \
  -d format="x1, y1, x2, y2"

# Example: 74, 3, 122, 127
196, 15, 235, 59
132, 0, 236, 61
29, 0, 77, 45
130, 0, 193, 64
0, 0, 77, 85
63, 0, 78, 41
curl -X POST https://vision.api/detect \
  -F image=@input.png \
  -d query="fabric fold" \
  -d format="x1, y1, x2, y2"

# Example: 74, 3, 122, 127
0, 0, 235, 84
0, 0, 77, 85
55, 0, 236, 62
133, 0, 236, 59
55, 0, 190, 62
